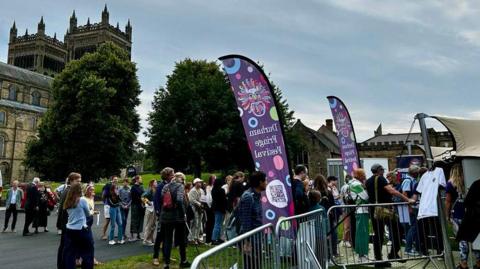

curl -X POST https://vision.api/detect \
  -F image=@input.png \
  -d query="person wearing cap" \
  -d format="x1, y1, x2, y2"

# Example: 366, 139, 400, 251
366, 164, 414, 267
402, 165, 421, 256
188, 178, 205, 244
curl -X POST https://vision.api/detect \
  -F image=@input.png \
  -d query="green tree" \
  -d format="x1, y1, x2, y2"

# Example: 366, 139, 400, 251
25, 42, 141, 181
146, 59, 252, 177
146, 59, 299, 177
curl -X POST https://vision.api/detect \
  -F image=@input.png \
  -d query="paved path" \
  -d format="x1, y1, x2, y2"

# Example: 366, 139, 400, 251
0, 205, 153, 269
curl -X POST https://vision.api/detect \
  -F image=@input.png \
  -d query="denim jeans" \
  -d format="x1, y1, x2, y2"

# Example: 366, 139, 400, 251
212, 211, 225, 241
120, 207, 129, 237
405, 211, 420, 252
109, 206, 123, 241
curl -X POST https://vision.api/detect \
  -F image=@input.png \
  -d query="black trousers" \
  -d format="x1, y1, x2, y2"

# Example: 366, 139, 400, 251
350, 212, 357, 247
57, 230, 66, 269
162, 222, 186, 264
153, 221, 165, 259
370, 211, 401, 260
417, 217, 443, 255
63, 228, 94, 269
205, 208, 214, 243
23, 209, 36, 234
4, 204, 18, 230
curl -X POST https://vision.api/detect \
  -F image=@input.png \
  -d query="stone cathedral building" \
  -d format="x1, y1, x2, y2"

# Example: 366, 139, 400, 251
0, 6, 132, 182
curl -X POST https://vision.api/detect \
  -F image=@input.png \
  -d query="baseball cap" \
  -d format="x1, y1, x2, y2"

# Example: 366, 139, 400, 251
371, 163, 384, 173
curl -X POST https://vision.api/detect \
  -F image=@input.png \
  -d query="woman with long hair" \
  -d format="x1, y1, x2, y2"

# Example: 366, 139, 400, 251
108, 184, 124, 245
211, 177, 227, 245
313, 174, 338, 256
62, 180, 94, 269
446, 164, 480, 269
142, 179, 157, 246
204, 175, 215, 244
78, 185, 102, 266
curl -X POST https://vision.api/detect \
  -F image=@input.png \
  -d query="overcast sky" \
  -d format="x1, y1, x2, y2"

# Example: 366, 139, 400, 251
2, 0, 479, 143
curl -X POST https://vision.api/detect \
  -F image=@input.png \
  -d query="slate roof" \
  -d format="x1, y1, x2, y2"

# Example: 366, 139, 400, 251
361, 133, 423, 145
0, 61, 53, 89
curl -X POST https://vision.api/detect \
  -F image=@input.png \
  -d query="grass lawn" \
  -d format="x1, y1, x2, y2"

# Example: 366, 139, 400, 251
97, 245, 211, 269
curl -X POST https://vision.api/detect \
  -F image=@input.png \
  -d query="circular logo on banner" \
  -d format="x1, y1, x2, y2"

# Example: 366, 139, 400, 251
266, 179, 288, 209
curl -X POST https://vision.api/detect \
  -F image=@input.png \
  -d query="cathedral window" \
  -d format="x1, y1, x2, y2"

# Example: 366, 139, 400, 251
0, 111, 5, 126
32, 91, 41, 106
8, 85, 17, 101
0, 135, 5, 157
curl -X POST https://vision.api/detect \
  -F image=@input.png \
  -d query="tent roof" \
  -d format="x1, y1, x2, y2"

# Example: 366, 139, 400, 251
416, 145, 454, 161
433, 116, 480, 157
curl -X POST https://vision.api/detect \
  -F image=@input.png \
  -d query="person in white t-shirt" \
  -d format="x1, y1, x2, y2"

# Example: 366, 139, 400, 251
415, 166, 447, 255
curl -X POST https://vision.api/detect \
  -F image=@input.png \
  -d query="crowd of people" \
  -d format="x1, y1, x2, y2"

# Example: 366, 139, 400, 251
290, 163, 480, 269
2, 177, 57, 235
1, 162, 480, 269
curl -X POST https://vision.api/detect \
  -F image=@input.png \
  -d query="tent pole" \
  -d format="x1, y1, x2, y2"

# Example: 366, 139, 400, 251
415, 113, 455, 269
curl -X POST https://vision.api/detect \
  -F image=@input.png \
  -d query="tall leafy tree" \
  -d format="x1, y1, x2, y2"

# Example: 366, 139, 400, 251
146, 59, 251, 177
146, 59, 299, 176
26, 42, 141, 181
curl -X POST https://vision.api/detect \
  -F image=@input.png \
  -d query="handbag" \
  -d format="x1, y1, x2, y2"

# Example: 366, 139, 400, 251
373, 176, 396, 220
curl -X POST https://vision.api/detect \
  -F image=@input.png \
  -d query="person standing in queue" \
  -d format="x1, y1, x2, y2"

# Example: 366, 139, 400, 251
62, 179, 94, 269
57, 172, 82, 269
23, 177, 40, 236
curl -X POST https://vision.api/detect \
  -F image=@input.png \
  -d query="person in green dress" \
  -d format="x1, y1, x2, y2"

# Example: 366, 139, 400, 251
349, 168, 370, 262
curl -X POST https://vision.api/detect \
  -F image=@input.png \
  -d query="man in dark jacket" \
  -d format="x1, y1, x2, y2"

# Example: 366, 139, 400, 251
152, 167, 175, 267
23, 177, 40, 236
159, 168, 190, 269
292, 165, 309, 215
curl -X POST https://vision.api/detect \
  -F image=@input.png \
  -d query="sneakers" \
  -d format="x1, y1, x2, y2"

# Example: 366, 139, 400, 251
57, 230, 62, 235
405, 250, 419, 256
143, 241, 154, 246
1, 228, 7, 233
101, 235, 108, 240
119, 240, 125, 245
358, 256, 369, 263
342, 241, 352, 248
108, 240, 116, 245
180, 261, 191, 268
11, 229, 16, 233
152, 259, 160, 266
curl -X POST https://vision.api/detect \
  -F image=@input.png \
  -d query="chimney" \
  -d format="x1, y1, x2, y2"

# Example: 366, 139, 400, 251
326, 119, 333, 132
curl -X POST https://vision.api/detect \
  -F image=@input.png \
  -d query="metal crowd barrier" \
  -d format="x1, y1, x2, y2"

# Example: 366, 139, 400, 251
327, 202, 445, 269
190, 208, 328, 269
190, 223, 276, 269
275, 208, 328, 269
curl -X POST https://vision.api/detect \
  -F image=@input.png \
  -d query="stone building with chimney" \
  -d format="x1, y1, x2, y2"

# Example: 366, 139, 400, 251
1, 6, 132, 182
291, 119, 340, 177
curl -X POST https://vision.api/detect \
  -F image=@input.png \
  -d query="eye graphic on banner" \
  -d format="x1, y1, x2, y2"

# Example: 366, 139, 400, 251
327, 96, 361, 176
220, 55, 294, 225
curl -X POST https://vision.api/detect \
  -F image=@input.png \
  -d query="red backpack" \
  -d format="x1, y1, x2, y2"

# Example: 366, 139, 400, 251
162, 185, 177, 210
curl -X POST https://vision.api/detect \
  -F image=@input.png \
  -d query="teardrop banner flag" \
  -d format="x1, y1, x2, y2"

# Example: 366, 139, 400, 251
327, 96, 361, 176
219, 55, 295, 224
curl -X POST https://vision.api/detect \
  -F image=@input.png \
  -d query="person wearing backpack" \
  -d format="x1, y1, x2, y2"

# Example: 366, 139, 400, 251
402, 165, 421, 256
160, 170, 190, 269
152, 167, 174, 266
